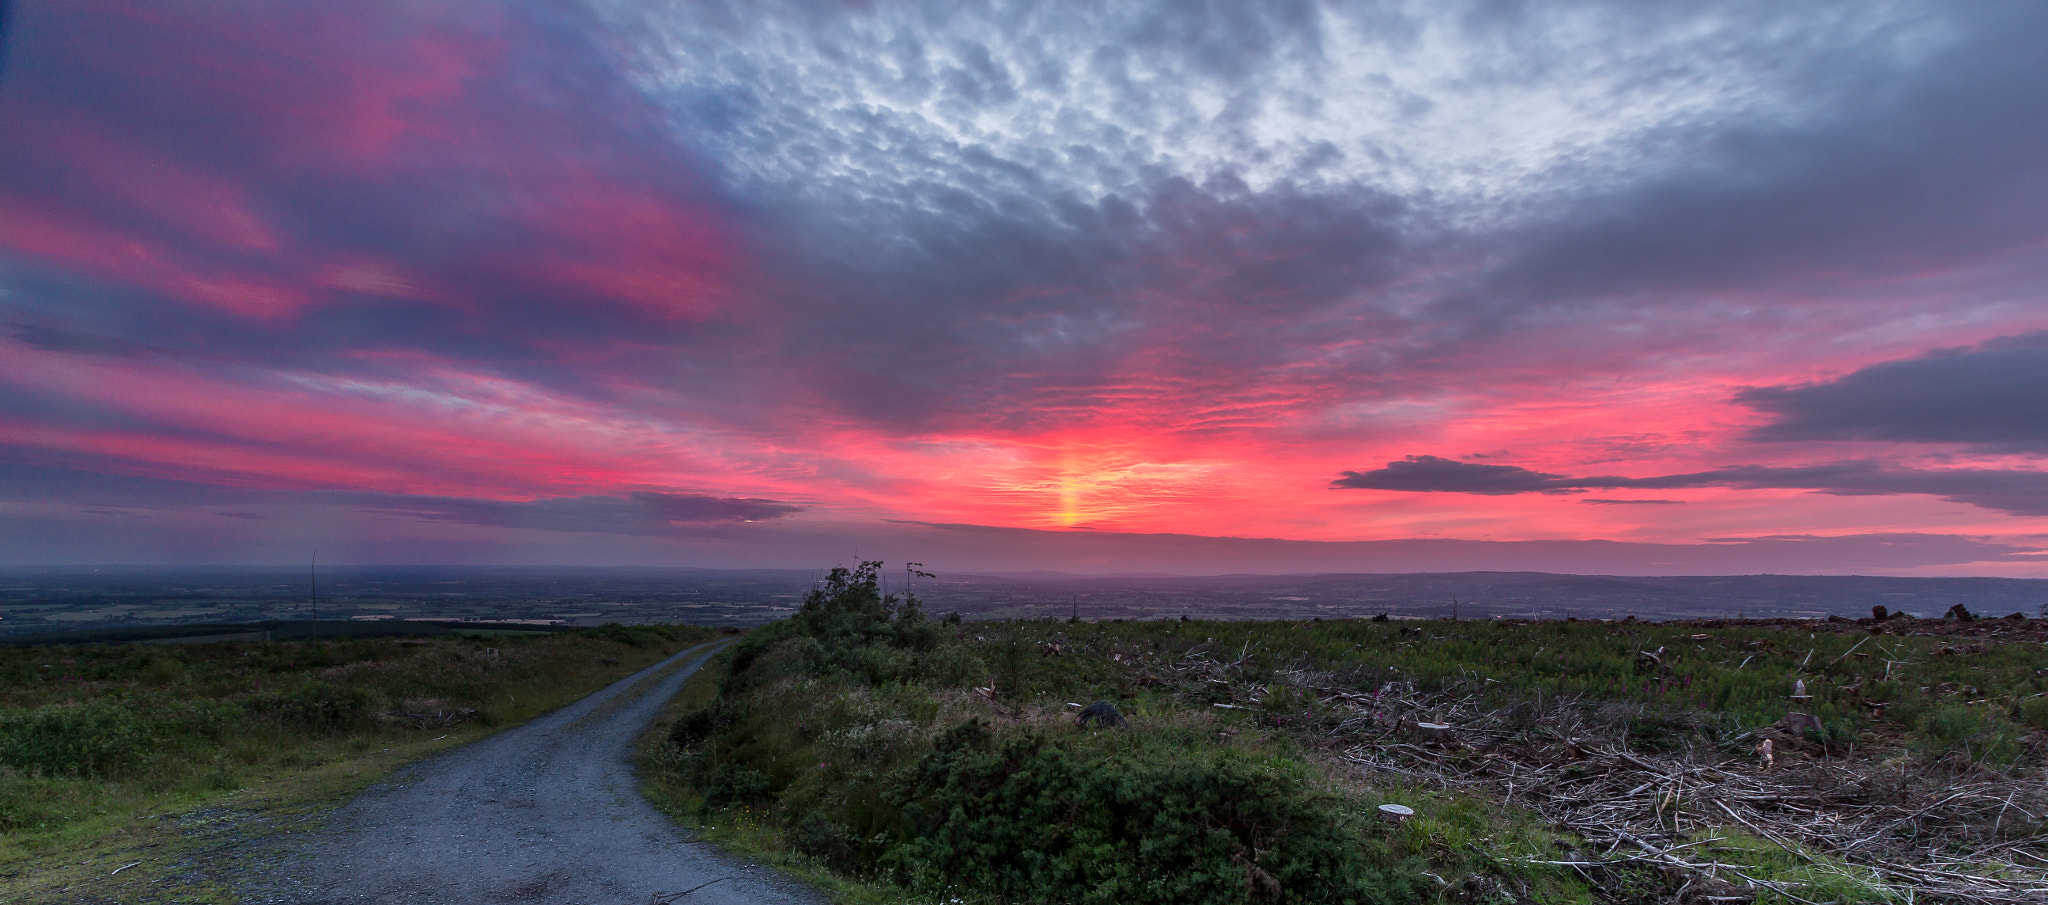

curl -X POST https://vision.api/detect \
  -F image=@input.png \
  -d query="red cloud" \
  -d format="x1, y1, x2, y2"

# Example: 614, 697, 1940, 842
0, 0, 744, 322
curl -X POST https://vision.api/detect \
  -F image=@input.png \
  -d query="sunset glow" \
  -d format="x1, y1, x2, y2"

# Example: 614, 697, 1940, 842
3, 1, 2048, 575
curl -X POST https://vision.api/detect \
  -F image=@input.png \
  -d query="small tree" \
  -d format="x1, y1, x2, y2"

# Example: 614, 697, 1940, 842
794, 561, 937, 652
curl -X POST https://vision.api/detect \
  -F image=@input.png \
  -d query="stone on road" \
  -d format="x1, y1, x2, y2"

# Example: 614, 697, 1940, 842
243, 642, 825, 905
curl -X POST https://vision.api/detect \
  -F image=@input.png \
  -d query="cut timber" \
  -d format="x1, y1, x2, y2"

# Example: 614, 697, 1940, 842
1411, 721, 1458, 747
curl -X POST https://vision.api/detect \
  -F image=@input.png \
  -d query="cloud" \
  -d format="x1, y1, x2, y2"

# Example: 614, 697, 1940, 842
820, 521, 2041, 575
5, 1, 2048, 560
1338, 456, 2048, 517
0, 0, 745, 364
357, 491, 802, 534
0, 0, 14, 86
1467, 2, 2048, 309
1739, 332, 2048, 450
588, 0, 2048, 439
0, 462, 800, 537
0, 463, 2031, 572
1334, 455, 1587, 494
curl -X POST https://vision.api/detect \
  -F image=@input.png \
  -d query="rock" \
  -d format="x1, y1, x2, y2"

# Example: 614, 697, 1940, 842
1075, 700, 1126, 729
1777, 712, 1823, 737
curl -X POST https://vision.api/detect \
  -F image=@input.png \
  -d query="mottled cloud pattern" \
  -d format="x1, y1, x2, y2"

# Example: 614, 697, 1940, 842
1339, 458, 2048, 518
1, 0, 2047, 573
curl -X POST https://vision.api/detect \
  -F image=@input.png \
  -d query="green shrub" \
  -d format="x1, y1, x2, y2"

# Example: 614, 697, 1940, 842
0, 768, 66, 830
0, 703, 154, 777
1914, 704, 2018, 764
245, 681, 372, 734
1625, 713, 1694, 753
700, 761, 773, 811
0, 697, 236, 779
669, 699, 747, 750
2020, 696, 2048, 731
888, 720, 1425, 905
790, 812, 859, 872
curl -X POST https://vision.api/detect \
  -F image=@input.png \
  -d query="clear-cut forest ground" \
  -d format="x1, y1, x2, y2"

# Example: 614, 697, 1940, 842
648, 564, 2048, 905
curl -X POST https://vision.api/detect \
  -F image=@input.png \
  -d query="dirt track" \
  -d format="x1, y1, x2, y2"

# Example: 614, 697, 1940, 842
241, 642, 827, 905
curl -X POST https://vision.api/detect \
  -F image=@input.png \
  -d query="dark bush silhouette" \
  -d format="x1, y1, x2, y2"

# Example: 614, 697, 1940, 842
1075, 700, 1126, 729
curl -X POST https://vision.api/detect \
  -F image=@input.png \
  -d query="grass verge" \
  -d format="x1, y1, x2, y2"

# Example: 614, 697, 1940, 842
1, 623, 714, 903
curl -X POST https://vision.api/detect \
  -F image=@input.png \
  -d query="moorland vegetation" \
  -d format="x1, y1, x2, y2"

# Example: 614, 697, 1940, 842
646, 563, 2048, 905
0, 623, 710, 899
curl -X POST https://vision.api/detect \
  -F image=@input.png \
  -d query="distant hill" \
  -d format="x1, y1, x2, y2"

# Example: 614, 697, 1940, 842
1, 566, 2041, 634
934, 571, 2048, 621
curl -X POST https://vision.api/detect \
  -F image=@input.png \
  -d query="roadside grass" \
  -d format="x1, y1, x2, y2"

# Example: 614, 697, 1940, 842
1, 623, 712, 903
644, 564, 2047, 904
637, 646, 933, 905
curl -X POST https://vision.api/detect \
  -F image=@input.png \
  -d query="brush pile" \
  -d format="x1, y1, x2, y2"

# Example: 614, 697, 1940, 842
1156, 643, 2048, 905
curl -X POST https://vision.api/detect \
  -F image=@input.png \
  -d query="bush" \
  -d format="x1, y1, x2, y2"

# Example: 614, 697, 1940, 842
2020, 696, 2048, 731
670, 699, 747, 749
1914, 704, 2018, 764
887, 720, 1425, 905
0, 698, 234, 779
700, 761, 773, 811
790, 812, 859, 871
0, 703, 154, 777
246, 682, 373, 734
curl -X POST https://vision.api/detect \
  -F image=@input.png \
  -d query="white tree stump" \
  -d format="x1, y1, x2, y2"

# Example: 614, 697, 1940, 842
1412, 721, 1458, 746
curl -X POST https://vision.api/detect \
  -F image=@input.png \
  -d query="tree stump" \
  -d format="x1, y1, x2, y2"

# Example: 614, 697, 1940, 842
1377, 804, 1415, 824
1778, 712, 1823, 737
1411, 721, 1458, 747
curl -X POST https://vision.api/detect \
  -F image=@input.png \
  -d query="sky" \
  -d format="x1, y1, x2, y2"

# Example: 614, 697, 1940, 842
2, 0, 2047, 576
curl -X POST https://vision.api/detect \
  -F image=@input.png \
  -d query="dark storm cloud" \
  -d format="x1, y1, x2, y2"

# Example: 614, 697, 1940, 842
1739, 332, 2048, 451
1339, 457, 2048, 517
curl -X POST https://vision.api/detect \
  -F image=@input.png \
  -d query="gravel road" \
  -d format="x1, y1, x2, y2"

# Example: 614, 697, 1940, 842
242, 642, 828, 905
